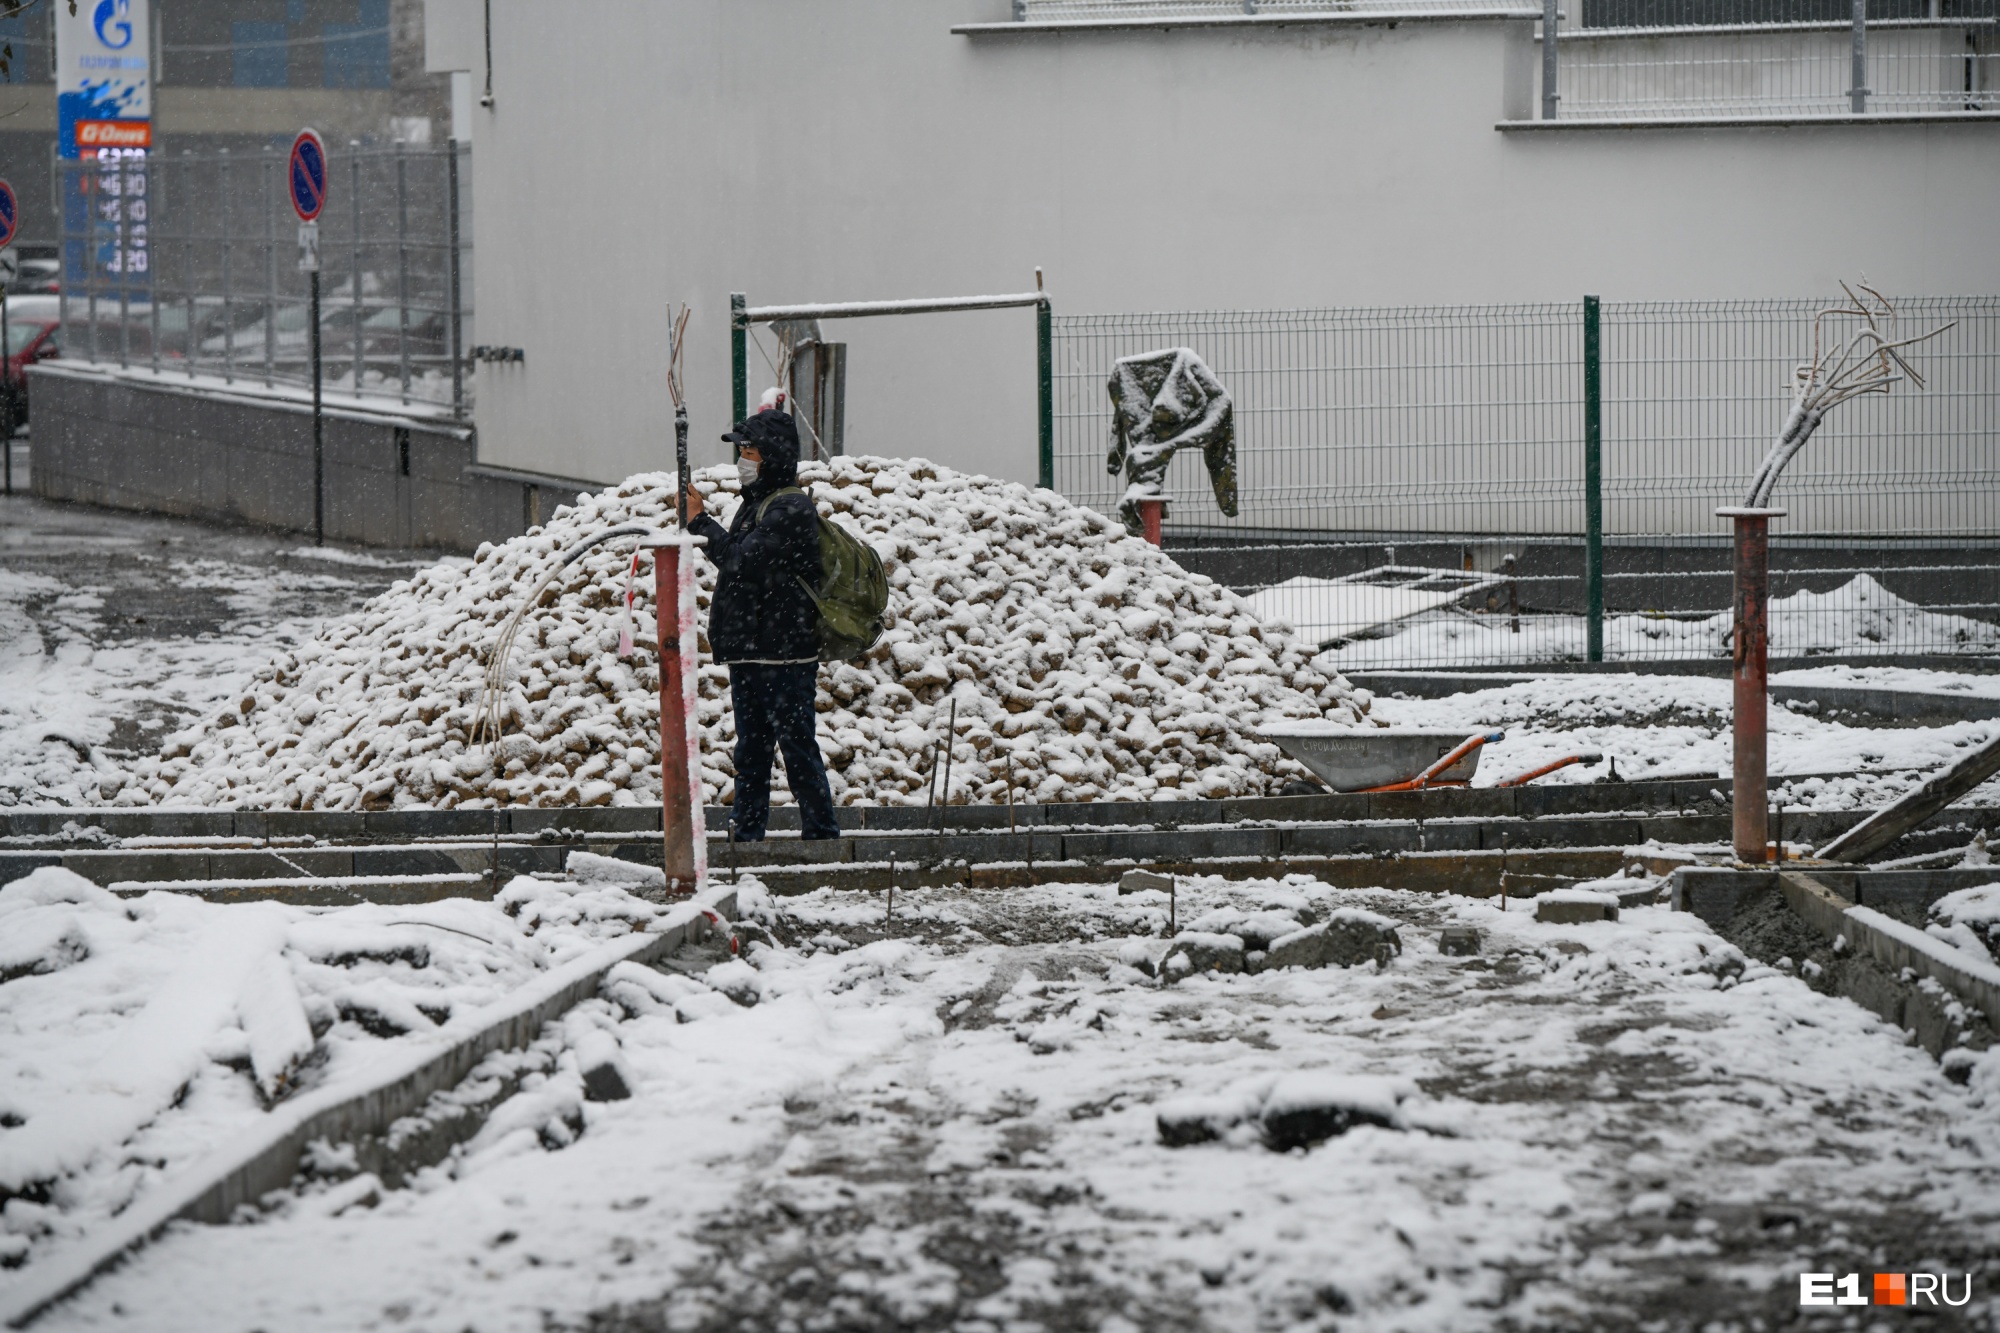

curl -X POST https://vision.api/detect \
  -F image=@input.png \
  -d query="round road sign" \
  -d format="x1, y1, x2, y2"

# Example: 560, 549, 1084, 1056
288, 130, 327, 222
0, 180, 17, 249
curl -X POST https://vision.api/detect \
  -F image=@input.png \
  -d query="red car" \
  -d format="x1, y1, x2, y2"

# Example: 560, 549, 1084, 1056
3, 295, 63, 423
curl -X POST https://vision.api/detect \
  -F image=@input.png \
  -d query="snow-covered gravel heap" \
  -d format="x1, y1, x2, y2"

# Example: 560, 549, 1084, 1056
128, 457, 1361, 810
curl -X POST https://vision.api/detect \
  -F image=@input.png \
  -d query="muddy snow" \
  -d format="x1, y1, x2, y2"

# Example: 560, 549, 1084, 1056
12, 874, 1999, 1332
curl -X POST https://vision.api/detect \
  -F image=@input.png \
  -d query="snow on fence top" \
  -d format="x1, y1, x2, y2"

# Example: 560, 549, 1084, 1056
127, 457, 1363, 811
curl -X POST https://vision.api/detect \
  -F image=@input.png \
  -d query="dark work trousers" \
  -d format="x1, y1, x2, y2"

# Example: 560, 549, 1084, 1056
728, 661, 841, 841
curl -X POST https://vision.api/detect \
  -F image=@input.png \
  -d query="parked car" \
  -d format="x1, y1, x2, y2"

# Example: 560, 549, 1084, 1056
3, 295, 63, 424
6, 257, 63, 296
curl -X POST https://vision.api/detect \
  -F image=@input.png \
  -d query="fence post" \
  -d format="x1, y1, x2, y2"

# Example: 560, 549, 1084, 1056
1849, 0, 1868, 113
220, 150, 233, 383
730, 292, 748, 425
1583, 294, 1604, 663
264, 147, 277, 389
447, 141, 464, 421
350, 145, 363, 393
1541, 0, 1559, 119
1037, 293, 1054, 491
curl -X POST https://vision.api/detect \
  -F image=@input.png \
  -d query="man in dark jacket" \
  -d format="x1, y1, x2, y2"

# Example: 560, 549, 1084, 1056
682, 409, 840, 841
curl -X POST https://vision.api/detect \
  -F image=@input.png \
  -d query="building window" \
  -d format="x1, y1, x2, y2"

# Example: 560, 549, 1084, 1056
322, 0, 388, 89
0, 0, 46, 85
231, 20, 289, 87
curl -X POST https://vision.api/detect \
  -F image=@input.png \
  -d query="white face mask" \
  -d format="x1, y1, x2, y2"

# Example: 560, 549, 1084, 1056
735, 457, 760, 487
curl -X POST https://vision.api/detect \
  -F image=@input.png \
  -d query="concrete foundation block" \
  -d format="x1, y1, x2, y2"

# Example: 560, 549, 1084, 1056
1536, 892, 1619, 924
1438, 926, 1484, 956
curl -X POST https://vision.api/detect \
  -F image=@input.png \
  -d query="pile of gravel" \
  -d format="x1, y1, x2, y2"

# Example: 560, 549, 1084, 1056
126, 457, 1364, 810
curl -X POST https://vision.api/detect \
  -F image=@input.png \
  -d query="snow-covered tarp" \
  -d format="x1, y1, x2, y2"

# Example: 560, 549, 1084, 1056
124, 457, 1362, 811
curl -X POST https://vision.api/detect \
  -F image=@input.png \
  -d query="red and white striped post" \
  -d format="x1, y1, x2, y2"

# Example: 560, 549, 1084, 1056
1138, 498, 1164, 548
1718, 505, 1785, 864
646, 533, 707, 893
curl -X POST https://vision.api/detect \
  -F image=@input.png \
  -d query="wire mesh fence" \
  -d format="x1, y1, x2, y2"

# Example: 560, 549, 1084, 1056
1051, 296, 2000, 670
53, 141, 473, 418
1555, 19, 1999, 119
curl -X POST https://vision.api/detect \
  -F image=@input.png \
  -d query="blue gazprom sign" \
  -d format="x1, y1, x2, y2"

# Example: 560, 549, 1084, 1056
93, 0, 136, 50
56, 0, 150, 293
56, 0, 151, 158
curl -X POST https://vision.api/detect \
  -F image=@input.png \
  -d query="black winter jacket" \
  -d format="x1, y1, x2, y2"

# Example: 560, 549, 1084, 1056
691, 477, 820, 665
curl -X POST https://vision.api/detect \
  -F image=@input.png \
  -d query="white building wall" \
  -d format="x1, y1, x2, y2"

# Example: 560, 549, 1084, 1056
443, 0, 2000, 509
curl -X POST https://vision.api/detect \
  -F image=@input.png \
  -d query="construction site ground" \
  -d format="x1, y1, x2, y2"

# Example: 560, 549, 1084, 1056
3, 497, 2000, 1331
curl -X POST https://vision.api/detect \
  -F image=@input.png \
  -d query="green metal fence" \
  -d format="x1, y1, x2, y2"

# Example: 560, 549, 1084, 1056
1051, 295, 2000, 671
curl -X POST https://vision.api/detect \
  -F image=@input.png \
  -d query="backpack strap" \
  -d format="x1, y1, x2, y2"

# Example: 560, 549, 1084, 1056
754, 485, 807, 525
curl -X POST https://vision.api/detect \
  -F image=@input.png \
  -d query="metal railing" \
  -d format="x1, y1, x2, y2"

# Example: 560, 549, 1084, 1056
1013, 0, 1539, 17
54, 141, 474, 419
1006, 0, 1997, 120
1051, 296, 2000, 669
1550, 16, 2000, 118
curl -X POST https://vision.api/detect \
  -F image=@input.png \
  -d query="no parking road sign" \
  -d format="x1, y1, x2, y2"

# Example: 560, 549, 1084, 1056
288, 129, 327, 222
0, 179, 17, 250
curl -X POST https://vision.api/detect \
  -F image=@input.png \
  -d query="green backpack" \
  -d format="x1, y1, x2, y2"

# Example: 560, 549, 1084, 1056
757, 486, 890, 662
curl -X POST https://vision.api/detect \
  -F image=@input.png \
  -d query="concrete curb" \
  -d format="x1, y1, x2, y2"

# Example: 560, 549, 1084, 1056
1773, 683, 2000, 727
1773, 870, 2000, 1028
0, 882, 740, 1330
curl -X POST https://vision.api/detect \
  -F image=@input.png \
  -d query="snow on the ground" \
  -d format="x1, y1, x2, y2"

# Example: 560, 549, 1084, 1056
1773, 663, 2000, 698
1366, 673, 2000, 809
1932, 880, 2000, 965
1245, 576, 1474, 644
130, 457, 1362, 811
0, 559, 399, 810
1314, 572, 2000, 671
0, 865, 674, 1279
32, 875, 2000, 1332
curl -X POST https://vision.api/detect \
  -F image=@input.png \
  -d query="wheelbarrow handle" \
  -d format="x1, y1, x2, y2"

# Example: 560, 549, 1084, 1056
1360, 730, 1505, 794
1495, 751, 1604, 788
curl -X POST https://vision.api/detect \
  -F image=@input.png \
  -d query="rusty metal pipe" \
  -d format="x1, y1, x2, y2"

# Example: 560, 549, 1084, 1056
647, 534, 708, 894
1139, 498, 1164, 548
1718, 506, 1784, 863
1494, 751, 1603, 788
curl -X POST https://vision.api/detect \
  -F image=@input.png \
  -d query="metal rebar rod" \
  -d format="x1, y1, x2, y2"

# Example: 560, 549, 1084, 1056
937, 697, 958, 833
1006, 752, 1016, 833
